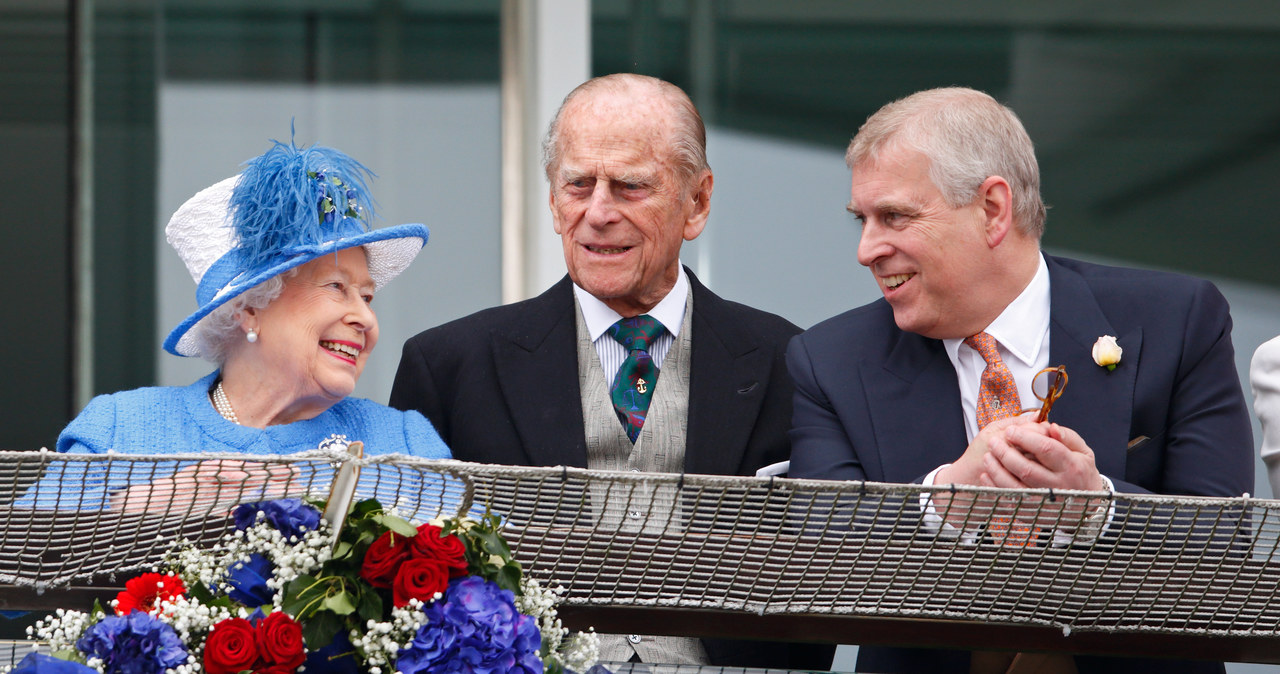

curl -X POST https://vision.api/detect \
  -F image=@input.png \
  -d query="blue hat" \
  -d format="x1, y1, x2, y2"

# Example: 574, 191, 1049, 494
163, 140, 429, 358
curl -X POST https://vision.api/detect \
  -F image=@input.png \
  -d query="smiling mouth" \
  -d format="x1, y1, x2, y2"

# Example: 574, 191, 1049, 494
882, 273, 915, 290
321, 340, 361, 362
586, 245, 632, 255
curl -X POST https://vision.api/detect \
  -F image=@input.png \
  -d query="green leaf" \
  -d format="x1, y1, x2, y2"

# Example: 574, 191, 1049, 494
350, 498, 383, 517
496, 563, 523, 593
282, 574, 323, 617
189, 581, 217, 604
331, 540, 354, 561
356, 586, 384, 624
323, 590, 358, 616
50, 650, 84, 663
301, 610, 344, 651
372, 512, 417, 537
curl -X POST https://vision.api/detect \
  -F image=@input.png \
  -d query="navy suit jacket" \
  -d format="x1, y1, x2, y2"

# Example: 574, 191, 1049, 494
786, 255, 1253, 673
391, 268, 834, 670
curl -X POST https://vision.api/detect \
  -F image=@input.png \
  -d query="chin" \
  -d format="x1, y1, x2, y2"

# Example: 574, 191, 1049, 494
891, 312, 933, 338
319, 379, 358, 402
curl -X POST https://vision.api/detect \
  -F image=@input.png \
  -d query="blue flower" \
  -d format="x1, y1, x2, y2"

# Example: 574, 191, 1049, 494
76, 612, 189, 674
396, 576, 542, 674
225, 552, 275, 607
303, 629, 361, 674
232, 499, 321, 540
9, 652, 98, 674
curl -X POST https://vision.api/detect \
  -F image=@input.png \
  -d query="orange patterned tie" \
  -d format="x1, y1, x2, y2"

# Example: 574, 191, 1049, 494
966, 332, 1041, 547
964, 331, 1022, 429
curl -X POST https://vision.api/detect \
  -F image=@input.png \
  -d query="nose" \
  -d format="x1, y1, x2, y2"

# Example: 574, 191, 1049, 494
856, 221, 890, 268
347, 296, 378, 335
584, 180, 622, 228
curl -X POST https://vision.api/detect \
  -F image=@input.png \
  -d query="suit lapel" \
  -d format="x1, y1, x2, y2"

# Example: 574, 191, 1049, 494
865, 332, 971, 482
491, 277, 589, 468
684, 272, 770, 476
1043, 256, 1139, 479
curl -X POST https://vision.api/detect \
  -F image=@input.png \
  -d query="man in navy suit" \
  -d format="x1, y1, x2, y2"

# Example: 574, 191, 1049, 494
392, 73, 832, 670
787, 87, 1253, 673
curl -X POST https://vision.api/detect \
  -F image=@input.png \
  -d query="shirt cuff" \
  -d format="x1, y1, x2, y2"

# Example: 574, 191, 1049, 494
1049, 474, 1115, 546
920, 468, 1115, 546
919, 464, 981, 544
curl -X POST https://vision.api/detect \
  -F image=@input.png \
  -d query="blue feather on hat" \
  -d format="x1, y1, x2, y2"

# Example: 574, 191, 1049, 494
164, 134, 429, 359
228, 140, 378, 272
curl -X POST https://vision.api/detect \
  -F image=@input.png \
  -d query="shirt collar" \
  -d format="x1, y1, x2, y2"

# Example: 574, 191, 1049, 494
943, 253, 1050, 368
573, 264, 689, 342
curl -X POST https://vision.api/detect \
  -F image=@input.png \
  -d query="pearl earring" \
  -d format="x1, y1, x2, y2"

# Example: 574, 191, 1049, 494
246, 329, 258, 343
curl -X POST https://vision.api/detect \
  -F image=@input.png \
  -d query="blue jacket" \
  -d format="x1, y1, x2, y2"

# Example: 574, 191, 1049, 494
30, 372, 451, 511
786, 255, 1253, 673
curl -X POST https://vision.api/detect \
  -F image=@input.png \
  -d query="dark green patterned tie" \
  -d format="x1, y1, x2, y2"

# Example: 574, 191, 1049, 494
608, 315, 665, 443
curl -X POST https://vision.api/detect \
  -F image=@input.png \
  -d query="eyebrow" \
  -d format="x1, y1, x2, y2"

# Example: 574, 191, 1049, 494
855, 197, 920, 218
558, 166, 656, 187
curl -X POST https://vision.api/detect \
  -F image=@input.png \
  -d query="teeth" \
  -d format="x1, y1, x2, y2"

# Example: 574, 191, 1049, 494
589, 246, 629, 254
321, 341, 360, 358
883, 273, 914, 289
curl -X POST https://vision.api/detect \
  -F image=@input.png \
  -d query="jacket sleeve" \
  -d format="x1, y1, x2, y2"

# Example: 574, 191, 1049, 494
56, 394, 117, 454
785, 333, 869, 482
1125, 281, 1254, 498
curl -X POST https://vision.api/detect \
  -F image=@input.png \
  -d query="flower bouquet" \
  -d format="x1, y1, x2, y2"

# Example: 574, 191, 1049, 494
15, 498, 601, 674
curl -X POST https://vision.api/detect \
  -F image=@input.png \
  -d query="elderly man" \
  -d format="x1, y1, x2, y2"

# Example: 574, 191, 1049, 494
391, 73, 832, 670
787, 87, 1253, 673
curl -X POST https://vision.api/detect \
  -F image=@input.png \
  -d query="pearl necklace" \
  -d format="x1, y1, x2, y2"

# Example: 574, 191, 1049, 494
211, 380, 240, 425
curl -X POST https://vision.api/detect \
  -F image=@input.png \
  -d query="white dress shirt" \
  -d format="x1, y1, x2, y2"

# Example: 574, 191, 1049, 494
573, 264, 689, 388
922, 254, 1112, 543
943, 253, 1052, 442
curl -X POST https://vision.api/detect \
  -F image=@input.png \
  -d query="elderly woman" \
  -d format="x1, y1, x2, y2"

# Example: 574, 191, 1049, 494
40, 139, 449, 510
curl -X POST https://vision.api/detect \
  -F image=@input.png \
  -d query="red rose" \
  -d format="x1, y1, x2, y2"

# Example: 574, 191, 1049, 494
361, 531, 411, 588
410, 524, 469, 578
115, 573, 187, 615
255, 611, 306, 672
204, 617, 259, 674
392, 558, 451, 607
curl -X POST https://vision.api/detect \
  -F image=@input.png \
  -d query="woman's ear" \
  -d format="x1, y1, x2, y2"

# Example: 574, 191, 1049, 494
238, 307, 259, 337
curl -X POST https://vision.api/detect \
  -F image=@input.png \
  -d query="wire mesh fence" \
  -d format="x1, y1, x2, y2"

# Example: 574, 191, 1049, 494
0, 450, 1277, 644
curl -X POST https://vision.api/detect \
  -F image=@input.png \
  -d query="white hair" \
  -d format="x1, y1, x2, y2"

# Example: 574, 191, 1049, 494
189, 269, 297, 364
542, 73, 709, 191
846, 87, 1047, 238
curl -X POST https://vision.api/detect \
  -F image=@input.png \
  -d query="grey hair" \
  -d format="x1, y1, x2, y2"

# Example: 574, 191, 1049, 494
189, 268, 297, 365
541, 73, 709, 191
846, 87, 1047, 238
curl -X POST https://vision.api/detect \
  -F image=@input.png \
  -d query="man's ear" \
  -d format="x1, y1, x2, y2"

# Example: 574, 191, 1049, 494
549, 189, 563, 235
977, 175, 1014, 248
683, 170, 714, 242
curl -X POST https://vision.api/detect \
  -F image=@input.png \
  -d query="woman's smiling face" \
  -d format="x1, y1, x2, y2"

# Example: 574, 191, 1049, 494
249, 247, 379, 404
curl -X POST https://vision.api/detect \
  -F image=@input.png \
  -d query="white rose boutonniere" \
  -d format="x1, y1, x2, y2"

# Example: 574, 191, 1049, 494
1092, 335, 1122, 371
